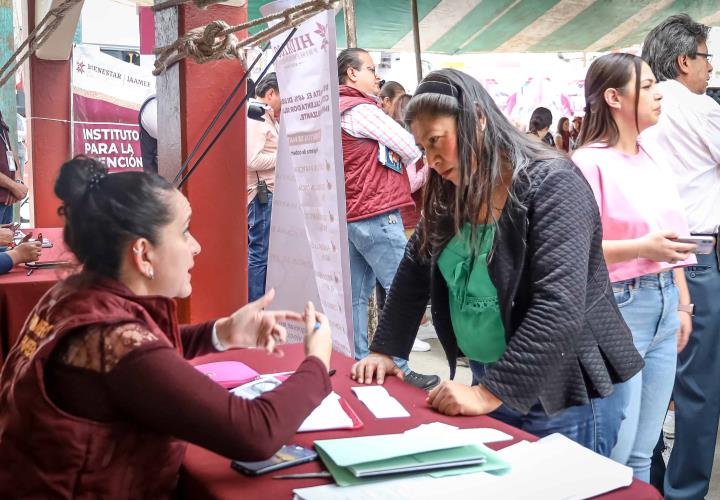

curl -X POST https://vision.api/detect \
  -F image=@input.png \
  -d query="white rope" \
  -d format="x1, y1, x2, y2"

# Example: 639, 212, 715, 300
0, 0, 84, 87
152, 0, 338, 76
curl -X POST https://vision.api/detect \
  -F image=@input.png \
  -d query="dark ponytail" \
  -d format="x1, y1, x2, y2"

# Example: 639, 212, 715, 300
55, 156, 175, 279
528, 107, 552, 134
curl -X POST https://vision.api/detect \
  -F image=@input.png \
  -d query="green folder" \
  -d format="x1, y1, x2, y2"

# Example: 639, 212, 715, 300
313, 431, 477, 466
314, 440, 510, 487
349, 445, 488, 477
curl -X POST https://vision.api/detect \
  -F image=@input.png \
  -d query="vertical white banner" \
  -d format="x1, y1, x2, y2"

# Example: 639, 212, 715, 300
261, 2, 353, 357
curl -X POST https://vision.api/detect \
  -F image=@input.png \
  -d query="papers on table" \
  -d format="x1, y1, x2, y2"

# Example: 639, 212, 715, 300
294, 433, 633, 499
298, 392, 363, 432
351, 385, 409, 418
347, 445, 490, 478
233, 381, 363, 432
299, 393, 352, 432
312, 424, 512, 487
494, 433, 633, 500
403, 422, 513, 444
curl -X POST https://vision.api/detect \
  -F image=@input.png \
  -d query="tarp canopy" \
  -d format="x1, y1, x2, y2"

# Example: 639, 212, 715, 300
249, 0, 720, 53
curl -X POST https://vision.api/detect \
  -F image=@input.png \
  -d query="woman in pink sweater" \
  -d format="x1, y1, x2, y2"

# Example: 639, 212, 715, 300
572, 53, 695, 481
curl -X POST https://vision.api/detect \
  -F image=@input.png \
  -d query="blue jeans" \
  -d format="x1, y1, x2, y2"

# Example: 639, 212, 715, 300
665, 253, 720, 500
347, 210, 409, 373
0, 203, 12, 225
470, 361, 623, 457
247, 192, 272, 303
609, 272, 679, 482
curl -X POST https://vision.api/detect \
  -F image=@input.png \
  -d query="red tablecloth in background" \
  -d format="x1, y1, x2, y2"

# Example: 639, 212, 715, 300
182, 344, 661, 499
0, 228, 72, 364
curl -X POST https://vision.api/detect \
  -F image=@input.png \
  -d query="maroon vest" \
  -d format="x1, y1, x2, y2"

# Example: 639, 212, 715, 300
0, 275, 186, 499
339, 85, 413, 222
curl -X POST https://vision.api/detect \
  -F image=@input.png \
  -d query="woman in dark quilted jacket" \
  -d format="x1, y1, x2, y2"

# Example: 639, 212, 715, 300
351, 69, 644, 456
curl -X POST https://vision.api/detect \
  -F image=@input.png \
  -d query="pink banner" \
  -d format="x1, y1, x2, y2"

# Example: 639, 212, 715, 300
72, 45, 155, 172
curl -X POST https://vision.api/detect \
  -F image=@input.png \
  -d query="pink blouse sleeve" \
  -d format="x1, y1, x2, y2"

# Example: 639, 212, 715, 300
572, 151, 604, 217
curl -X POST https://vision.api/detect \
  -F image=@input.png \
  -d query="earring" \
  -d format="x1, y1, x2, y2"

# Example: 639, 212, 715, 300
146, 268, 154, 280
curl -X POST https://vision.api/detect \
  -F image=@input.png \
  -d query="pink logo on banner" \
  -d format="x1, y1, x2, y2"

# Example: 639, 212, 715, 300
314, 22, 328, 50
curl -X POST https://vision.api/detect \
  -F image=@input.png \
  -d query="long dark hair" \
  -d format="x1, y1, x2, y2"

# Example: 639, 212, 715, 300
577, 53, 642, 148
55, 156, 176, 279
390, 93, 411, 123
404, 69, 561, 259
556, 117, 570, 152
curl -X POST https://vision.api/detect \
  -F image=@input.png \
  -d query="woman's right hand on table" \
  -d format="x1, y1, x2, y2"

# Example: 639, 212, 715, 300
303, 301, 332, 370
638, 230, 696, 263
7, 241, 42, 265
351, 353, 404, 385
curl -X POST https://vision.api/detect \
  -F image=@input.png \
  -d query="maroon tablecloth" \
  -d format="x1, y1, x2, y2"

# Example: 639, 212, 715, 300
182, 344, 661, 499
0, 228, 72, 364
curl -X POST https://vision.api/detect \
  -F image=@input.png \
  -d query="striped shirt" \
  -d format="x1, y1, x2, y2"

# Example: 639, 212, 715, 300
340, 102, 427, 193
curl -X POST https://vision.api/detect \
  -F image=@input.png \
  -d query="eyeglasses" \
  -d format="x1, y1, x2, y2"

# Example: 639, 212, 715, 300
364, 65, 377, 75
691, 52, 713, 63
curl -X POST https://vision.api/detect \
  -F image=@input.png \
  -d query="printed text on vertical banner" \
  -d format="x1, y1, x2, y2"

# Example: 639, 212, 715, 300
262, 1, 353, 356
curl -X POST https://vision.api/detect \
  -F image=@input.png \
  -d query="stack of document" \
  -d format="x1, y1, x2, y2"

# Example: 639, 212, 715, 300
294, 433, 633, 499
313, 427, 511, 487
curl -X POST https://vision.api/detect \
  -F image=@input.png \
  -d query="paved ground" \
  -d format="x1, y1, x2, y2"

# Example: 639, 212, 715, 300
407, 323, 720, 497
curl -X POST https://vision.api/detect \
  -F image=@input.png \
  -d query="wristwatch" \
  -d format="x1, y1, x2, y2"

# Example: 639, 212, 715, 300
678, 304, 695, 316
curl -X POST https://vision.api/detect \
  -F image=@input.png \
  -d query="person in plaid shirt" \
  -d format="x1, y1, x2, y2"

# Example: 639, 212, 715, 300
337, 48, 439, 390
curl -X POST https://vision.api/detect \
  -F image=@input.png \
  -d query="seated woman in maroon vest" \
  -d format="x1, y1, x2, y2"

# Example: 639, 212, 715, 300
0, 156, 332, 499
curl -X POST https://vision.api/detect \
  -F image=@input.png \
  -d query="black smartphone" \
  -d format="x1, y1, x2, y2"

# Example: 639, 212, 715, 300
231, 445, 317, 476
256, 179, 269, 205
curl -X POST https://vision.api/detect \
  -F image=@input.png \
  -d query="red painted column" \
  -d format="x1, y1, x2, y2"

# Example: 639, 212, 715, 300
26, 2, 71, 228
138, 6, 155, 57
178, 4, 248, 323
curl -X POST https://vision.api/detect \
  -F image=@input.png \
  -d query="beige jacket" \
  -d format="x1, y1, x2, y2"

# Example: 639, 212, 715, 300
246, 98, 278, 204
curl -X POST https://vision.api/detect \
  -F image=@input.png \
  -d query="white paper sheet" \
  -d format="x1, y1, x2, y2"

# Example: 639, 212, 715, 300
351, 386, 410, 418
298, 392, 354, 432
403, 423, 513, 444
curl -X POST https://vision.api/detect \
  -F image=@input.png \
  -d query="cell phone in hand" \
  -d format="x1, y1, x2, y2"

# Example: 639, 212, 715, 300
675, 236, 715, 255
231, 445, 317, 476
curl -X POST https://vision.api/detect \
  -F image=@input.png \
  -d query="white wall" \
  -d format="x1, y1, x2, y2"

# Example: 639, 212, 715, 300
81, 0, 139, 48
